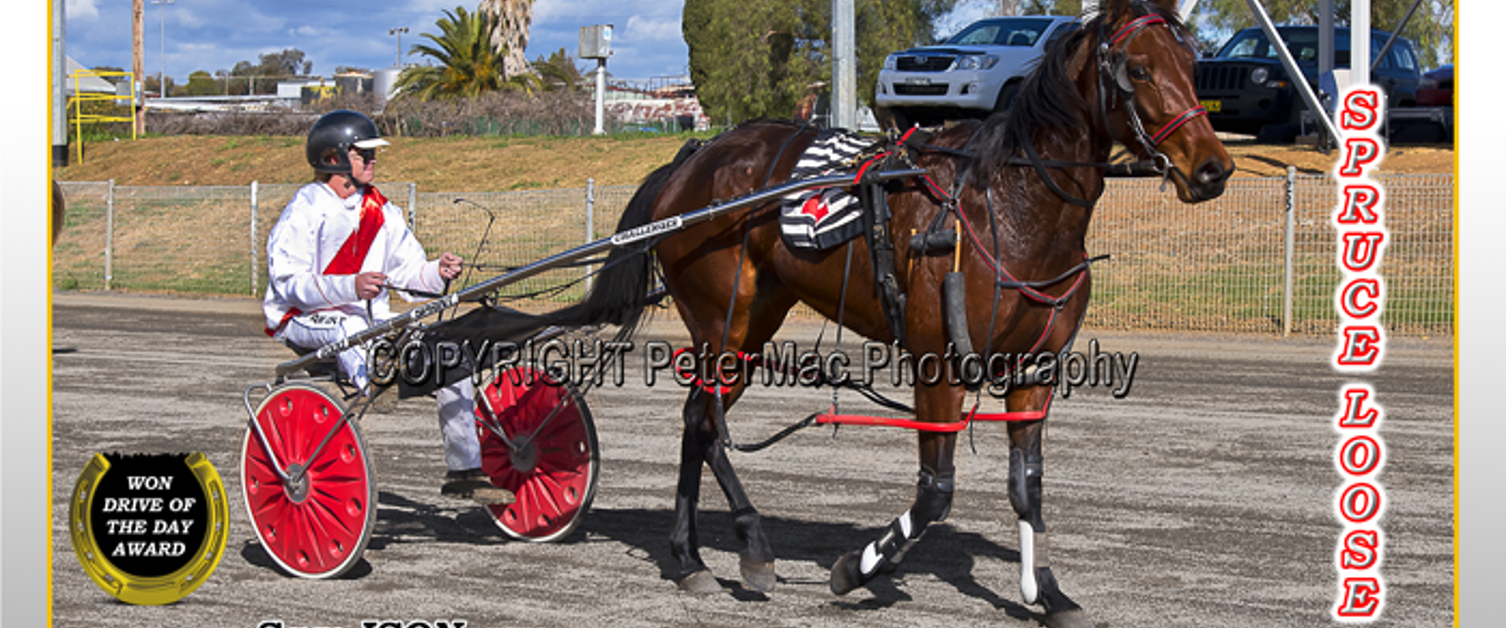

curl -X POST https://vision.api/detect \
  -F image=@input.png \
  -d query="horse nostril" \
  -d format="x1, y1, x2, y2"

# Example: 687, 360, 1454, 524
1196, 158, 1226, 186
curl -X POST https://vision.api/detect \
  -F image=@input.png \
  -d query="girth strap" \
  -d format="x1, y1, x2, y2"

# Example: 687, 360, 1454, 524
859, 180, 907, 345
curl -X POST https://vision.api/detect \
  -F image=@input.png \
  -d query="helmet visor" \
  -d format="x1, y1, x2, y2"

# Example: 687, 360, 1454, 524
352, 137, 391, 149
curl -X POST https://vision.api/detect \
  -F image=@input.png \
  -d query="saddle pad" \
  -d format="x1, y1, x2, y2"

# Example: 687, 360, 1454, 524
779, 129, 878, 250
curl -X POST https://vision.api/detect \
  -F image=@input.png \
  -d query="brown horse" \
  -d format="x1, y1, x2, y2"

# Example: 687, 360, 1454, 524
513, 0, 1230, 625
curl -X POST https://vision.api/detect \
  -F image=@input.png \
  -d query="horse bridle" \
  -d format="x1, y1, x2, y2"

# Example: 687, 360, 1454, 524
1097, 12, 1208, 175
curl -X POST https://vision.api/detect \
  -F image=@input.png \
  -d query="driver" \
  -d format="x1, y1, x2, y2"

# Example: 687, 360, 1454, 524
262, 109, 512, 506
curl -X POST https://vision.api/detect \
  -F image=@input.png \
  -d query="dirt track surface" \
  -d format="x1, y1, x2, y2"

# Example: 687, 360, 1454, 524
50, 293, 1452, 628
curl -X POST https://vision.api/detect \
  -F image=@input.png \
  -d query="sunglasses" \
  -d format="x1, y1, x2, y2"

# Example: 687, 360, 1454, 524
352, 148, 378, 162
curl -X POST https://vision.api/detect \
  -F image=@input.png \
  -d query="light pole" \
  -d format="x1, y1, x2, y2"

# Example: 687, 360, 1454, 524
151, 0, 174, 97
389, 27, 409, 67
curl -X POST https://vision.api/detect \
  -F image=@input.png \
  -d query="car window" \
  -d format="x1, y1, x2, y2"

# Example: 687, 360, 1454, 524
1393, 45, 1418, 72
1218, 31, 1266, 58
1283, 29, 1320, 61
952, 24, 1002, 46
1044, 22, 1080, 49
1219, 28, 1396, 69
947, 18, 1052, 47
1370, 35, 1393, 69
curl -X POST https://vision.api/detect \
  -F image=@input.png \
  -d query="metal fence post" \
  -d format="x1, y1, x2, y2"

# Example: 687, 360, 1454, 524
250, 180, 259, 296
408, 182, 418, 232
1282, 166, 1296, 337
105, 179, 114, 290
584, 178, 596, 293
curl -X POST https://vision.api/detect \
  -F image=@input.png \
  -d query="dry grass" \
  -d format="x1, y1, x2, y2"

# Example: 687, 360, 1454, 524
56, 133, 706, 191
55, 132, 1454, 191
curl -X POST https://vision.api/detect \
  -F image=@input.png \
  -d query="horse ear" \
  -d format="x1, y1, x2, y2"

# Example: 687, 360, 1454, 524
1098, 0, 1131, 20
1147, 0, 1181, 15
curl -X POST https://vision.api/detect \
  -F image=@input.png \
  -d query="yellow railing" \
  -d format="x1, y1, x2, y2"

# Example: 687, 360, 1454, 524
70, 70, 138, 164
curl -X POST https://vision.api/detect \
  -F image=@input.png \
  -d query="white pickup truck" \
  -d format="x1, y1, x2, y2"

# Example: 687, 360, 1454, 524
875, 15, 1080, 129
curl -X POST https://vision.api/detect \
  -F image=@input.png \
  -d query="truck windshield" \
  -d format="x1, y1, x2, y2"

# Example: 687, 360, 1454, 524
1215, 28, 1383, 66
946, 18, 1053, 47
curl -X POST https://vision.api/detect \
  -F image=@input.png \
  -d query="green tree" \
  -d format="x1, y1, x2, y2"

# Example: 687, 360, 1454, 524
227, 48, 313, 95
185, 70, 219, 96
533, 48, 585, 92
685, 0, 959, 123
1192, 0, 1452, 67
393, 6, 511, 100
1019, 0, 1081, 16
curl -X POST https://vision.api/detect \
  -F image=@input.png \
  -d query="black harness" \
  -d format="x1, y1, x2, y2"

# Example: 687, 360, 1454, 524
993, 11, 1211, 208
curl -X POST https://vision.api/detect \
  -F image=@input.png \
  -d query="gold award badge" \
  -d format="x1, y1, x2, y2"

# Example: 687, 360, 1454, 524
69, 452, 228, 605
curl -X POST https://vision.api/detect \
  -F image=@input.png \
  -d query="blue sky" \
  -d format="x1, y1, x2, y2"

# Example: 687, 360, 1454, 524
61, 0, 996, 84
63, 0, 694, 83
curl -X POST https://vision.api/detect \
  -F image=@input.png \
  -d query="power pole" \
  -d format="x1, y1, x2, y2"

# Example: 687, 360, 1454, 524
1351, 0, 1370, 88
133, 0, 144, 134
53, 0, 66, 166
832, 0, 855, 129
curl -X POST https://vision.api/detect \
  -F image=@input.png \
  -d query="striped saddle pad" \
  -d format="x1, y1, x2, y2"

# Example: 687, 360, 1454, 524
779, 129, 878, 250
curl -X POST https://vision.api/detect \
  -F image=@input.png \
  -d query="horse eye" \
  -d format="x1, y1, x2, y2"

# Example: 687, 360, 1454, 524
1129, 67, 1151, 81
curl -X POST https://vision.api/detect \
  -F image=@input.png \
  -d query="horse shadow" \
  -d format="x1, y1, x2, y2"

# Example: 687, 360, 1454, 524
238, 494, 1045, 623
577, 506, 1044, 622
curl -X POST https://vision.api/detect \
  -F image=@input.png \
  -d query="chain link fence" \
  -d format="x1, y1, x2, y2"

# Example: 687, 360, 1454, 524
54, 173, 1453, 336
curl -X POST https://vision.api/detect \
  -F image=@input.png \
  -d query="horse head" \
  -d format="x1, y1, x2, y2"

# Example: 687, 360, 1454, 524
1082, 0, 1235, 202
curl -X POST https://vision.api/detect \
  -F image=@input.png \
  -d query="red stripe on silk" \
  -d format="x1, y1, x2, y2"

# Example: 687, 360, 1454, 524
323, 186, 388, 275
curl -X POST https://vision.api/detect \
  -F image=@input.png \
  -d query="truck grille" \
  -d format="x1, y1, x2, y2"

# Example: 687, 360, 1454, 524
894, 84, 949, 96
1196, 66, 1248, 92
896, 56, 954, 72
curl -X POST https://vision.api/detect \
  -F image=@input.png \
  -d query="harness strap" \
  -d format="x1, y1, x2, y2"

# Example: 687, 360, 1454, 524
817, 395, 1056, 432
1022, 139, 1096, 208
1108, 14, 1167, 48
1150, 105, 1209, 146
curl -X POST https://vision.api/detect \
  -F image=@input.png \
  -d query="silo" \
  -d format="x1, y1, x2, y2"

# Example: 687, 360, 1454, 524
374, 68, 401, 104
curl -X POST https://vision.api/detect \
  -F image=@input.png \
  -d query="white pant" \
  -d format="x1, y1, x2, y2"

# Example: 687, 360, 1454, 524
277, 311, 483, 472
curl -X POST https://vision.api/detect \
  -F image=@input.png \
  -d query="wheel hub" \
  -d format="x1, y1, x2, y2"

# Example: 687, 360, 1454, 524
509, 438, 537, 474
283, 463, 311, 503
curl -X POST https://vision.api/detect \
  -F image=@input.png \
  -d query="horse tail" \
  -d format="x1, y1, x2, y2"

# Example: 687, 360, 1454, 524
537, 138, 704, 335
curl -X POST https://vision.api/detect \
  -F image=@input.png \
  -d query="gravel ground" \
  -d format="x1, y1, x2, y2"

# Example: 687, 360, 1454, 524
49, 293, 1452, 628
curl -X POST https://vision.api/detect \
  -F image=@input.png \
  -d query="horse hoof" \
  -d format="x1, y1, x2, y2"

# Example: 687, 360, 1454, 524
677, 570, 721, 594
829, 550, 866, 596
739, 558, 777, 593
1045, 609, 1097, 628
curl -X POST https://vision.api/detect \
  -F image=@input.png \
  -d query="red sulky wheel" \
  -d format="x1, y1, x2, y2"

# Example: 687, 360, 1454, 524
475, 365, 599, 542
241, 383, 376, 579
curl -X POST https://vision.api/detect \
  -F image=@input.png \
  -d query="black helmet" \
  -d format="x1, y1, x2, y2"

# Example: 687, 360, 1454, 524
306, 110, 390, 174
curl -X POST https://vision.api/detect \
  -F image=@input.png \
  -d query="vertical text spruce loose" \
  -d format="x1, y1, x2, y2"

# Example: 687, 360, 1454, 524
1330, 86, 1389, 623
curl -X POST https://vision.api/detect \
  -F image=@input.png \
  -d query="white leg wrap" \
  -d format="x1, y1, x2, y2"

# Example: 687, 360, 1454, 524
1019, 520, 1038, 604
860, 540, 884, 575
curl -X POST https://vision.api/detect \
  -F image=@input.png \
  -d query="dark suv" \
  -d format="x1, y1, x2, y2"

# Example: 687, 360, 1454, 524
1195, 26, 1422, 140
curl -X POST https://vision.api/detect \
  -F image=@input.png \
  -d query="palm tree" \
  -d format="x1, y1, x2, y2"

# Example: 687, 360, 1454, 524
393, 6, 509, 100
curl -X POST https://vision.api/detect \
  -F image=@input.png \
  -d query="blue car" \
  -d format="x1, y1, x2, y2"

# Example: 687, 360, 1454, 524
1195, 26, 1423, 140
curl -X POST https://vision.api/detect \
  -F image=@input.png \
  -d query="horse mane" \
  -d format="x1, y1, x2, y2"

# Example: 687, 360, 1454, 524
968, 1, 1189, 186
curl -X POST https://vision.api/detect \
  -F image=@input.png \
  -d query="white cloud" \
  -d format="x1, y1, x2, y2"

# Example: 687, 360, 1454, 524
535, 0, 682, 23
291, 25, 331, 38
66, 0, 99, 21
624, 14, 681, 44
